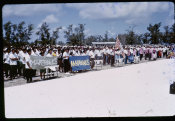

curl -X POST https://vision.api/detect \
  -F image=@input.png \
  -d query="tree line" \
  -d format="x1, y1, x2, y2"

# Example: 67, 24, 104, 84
3, 21, 175, 47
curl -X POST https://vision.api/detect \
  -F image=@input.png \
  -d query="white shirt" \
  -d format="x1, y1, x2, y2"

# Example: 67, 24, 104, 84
22, 52, 28, 65
74, 52, 80, 56
46, 53, 53, 57
89, 51, 95, 58
163, 48, 166, 53
102, 49, 106, 54
63, 52, 69, 59
86, 50, 90, 55
31, 51, 37, 56
9, 53, 18, 65
4, 52, 10, 64
25, 54, 32, 69
96, 50, 102, 56
115, 50, 121, 55
124, 49, 128, 55
81, 53, 86, 56
130, 49, 133, 54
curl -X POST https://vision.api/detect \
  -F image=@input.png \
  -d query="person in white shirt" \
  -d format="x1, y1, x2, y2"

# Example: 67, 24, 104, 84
63, 48, 70, 73
16, 49, 23, 77
46, 49, 53, 57
163, 46, 167, 58
96, 48, 103, 60
89, 49, 95, 69
81, 49, 87, 56
74, 50, 80, 56
102, 48, 107, 65
24, 49, 36, 83
57, 49, 63, 72
3, 48, 11, 78
9, 48, 18, 80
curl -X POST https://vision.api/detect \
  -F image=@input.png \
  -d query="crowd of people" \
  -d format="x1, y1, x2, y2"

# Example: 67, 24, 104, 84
3, 44, 175, 82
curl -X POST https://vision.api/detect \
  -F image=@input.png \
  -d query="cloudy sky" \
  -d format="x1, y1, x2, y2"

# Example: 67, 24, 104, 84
2, 2, 174, 43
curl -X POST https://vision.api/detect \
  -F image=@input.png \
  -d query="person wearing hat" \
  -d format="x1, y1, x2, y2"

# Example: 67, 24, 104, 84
52, 49, 58, 56
46, 49, 53, 57
9, 48, 18, 80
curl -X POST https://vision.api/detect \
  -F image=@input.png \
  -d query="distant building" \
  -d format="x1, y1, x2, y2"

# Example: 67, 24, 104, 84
92, 42, 115, 46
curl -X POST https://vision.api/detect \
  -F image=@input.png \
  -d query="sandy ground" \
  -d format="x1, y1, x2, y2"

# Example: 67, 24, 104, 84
4, 59, 175, 118
4, 58, 164, 88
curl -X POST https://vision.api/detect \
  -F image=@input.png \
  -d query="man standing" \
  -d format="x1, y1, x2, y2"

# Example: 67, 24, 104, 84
24, 49, 35, 83
46, 49, 53, 57
89, 48, 95, 69
139, 46, 144, 61
3, 48, 11, 78
123, 47, 128, 64
63, 48, 70, 73
9, 48, 18, 80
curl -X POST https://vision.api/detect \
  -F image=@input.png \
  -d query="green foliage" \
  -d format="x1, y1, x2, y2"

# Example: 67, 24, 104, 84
3, 21, 175, 47
147, 22, 161, 44
35, 22, 62, 46
3, 21, 34, 47
64, 24, 85, 46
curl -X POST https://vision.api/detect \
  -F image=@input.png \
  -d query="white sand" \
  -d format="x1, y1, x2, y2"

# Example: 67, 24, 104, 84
5, 59, 175, 118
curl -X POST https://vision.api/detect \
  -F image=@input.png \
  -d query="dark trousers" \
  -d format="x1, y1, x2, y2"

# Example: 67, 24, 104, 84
140, 54, 143, 61
4, 63, 10, 77
24, 69, 36, 82
163, 52, 166, 58
111, 55, 115, 66
90, 58, 95, 69
64, 59, 70, 73
125, 54, 128, 64
103, 54, 106, 65
10, 65, 17, 79
17, 61, 24, 76
148, 53, 152, 60
145, 53, 148, 60
107, 54, 111, 64
58, 58, 63, 72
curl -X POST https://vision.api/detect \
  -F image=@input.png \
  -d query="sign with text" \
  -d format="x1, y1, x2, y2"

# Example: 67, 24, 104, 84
30, 55, 58, 69
69, 56, 91, 71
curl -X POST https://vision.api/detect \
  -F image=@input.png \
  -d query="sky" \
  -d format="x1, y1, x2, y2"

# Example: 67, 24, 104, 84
2, 2, 174, 43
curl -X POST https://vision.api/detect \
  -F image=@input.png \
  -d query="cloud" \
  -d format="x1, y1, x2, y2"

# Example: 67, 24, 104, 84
42, 14, 59, 24
3, 4, 62, 17
165, 2, 174, 27
66, 2, 171, 24
37, 14, 59, 29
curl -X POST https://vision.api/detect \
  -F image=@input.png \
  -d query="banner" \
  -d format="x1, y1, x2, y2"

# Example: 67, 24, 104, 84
69, 56, 91, 71
30, 55, 58, 69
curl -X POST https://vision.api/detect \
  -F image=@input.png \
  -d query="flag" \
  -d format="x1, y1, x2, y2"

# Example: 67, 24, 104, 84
115, 36, 123, 51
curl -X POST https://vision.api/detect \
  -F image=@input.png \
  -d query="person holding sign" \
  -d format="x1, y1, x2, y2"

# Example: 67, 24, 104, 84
63, 48, 70, 73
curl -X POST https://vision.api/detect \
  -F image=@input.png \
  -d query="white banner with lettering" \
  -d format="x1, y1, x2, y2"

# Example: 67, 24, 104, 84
30, 55, 58, 69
